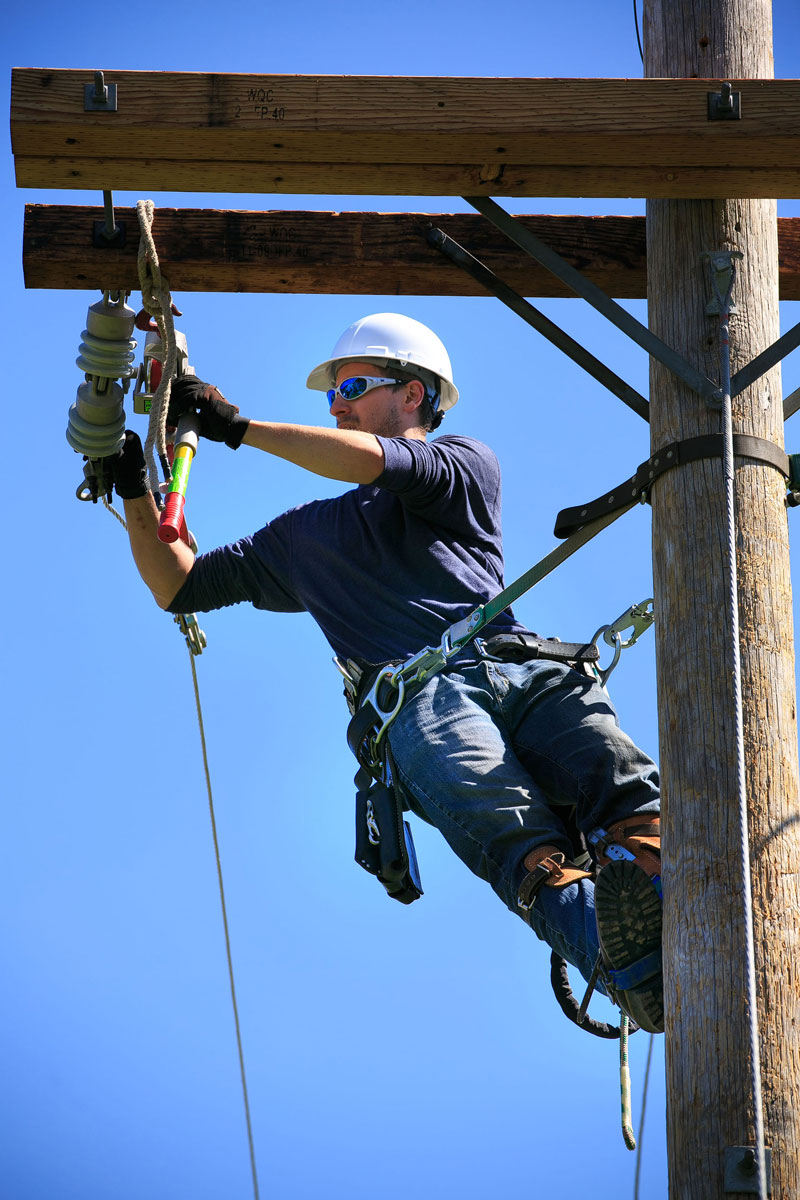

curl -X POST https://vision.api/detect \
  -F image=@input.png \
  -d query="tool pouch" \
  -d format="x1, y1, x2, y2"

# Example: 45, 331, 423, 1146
354, 767, 423, 905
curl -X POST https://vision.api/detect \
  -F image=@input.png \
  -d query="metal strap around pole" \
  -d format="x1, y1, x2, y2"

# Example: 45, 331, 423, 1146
427, 227, 649, 422
464, 195, 723, 407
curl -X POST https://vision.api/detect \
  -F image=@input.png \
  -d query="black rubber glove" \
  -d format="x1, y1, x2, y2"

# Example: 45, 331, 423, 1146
167, 376, 250, 449
105, 430, 149, 499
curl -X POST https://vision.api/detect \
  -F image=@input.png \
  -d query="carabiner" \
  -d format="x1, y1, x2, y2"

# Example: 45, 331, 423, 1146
604, 597, 654, 650
590, 597, 654, 687
591, 628, 622, 688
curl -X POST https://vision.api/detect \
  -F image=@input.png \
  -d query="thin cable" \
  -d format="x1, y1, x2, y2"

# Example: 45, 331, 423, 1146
715, 265, 767, 1200
632, 0, 644, 63
99, 497, 260, 1198
633, 1034, 654, 1200
188, 646, 261, 1200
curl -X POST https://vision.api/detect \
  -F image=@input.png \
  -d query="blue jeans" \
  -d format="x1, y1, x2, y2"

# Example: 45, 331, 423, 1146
386, 657, 660, 984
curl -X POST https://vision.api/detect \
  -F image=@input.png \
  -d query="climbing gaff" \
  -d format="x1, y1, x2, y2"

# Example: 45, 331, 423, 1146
68, 291, 138, 501
159, 413, 199, 545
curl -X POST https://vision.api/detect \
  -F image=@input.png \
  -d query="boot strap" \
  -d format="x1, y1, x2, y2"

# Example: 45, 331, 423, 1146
594, 819, 661, 878
518, 849, 591, 913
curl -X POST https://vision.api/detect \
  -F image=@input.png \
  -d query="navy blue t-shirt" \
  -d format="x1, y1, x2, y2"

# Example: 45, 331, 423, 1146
168, 433, 527, 663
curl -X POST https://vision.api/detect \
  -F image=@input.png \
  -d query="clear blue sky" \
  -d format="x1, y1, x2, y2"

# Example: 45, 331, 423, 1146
3, 5, 800, 1199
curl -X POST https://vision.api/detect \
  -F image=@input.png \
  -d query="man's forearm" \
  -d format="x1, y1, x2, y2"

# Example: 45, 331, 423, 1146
241, 421, 385, 483
122, 493, 196, 609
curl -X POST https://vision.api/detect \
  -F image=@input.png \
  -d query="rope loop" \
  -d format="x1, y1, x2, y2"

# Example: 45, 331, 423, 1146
136, 199, 179, 497
136, 198, 163, 295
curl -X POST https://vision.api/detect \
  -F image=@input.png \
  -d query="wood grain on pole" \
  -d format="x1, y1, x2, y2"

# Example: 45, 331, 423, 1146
20, 205, 800, 298
645, 2, 800, 1196
10, 70, 800, 197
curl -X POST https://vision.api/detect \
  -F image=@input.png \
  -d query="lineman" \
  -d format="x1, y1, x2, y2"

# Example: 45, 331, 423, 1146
108, 312, 664, 1032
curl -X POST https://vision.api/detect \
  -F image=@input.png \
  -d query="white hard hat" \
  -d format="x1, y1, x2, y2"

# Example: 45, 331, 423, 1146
306, 312, 458, 411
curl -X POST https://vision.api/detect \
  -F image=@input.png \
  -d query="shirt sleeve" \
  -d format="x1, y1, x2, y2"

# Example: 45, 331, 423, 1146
372, 435, 501, 531
167, 514, 305, 615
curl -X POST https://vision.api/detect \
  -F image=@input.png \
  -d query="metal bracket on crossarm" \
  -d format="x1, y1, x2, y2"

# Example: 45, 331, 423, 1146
462, 195, 725, 408
428, 196, 800, 422
425, 197, 800, 569
426, 226, 650, 422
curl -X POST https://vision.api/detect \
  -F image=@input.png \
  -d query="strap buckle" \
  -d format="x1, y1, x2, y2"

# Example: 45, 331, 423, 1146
361, 667, 407, 751
392, 623, 463, 688
356, 625, 468, 759
517, 852, 566, 912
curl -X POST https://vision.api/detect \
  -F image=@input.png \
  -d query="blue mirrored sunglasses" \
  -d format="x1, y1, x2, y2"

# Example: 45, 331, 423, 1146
327, 376, 399, 407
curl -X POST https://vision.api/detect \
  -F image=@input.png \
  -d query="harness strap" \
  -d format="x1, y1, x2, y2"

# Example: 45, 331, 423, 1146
592, 817, 662, 885
606, 947, 663, 993
347, 698, 385, 770
480, 632, 599, 665
554, 433, 790, 539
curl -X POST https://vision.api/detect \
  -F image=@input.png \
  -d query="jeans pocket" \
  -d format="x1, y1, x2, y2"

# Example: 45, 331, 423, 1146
486, 661, 510, 702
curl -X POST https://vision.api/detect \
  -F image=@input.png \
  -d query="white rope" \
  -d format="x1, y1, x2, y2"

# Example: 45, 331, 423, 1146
619, 1014, 636, 1151
102, 495, 128, 529
136, 199, 178, 497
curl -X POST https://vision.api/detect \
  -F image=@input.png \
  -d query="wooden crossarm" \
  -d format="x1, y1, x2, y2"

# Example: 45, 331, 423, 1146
11, 70, 800, 198
21, 206, 800, 298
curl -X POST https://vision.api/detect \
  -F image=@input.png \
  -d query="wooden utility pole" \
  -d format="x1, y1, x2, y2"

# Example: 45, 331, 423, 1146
645, 1, 800, 1195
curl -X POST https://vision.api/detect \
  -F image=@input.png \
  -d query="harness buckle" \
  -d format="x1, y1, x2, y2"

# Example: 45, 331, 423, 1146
361, 667, 407, 750
517, 851, 567, 912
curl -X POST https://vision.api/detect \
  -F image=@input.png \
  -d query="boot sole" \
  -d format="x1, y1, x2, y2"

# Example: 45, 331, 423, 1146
595, 859, 664, 1034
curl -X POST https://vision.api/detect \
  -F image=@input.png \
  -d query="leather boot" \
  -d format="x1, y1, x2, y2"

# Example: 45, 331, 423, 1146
593, 817, 664, 1034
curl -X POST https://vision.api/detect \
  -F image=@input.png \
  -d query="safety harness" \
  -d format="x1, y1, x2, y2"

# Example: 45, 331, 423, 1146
338, 564, 652, 892
338, 631, 603, 906
336, 533, 656, 1051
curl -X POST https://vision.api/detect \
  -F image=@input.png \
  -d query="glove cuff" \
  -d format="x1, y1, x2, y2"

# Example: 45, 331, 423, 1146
224, 415, 250, 450
115, 477, 149, 500
110, 430, 149, 498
